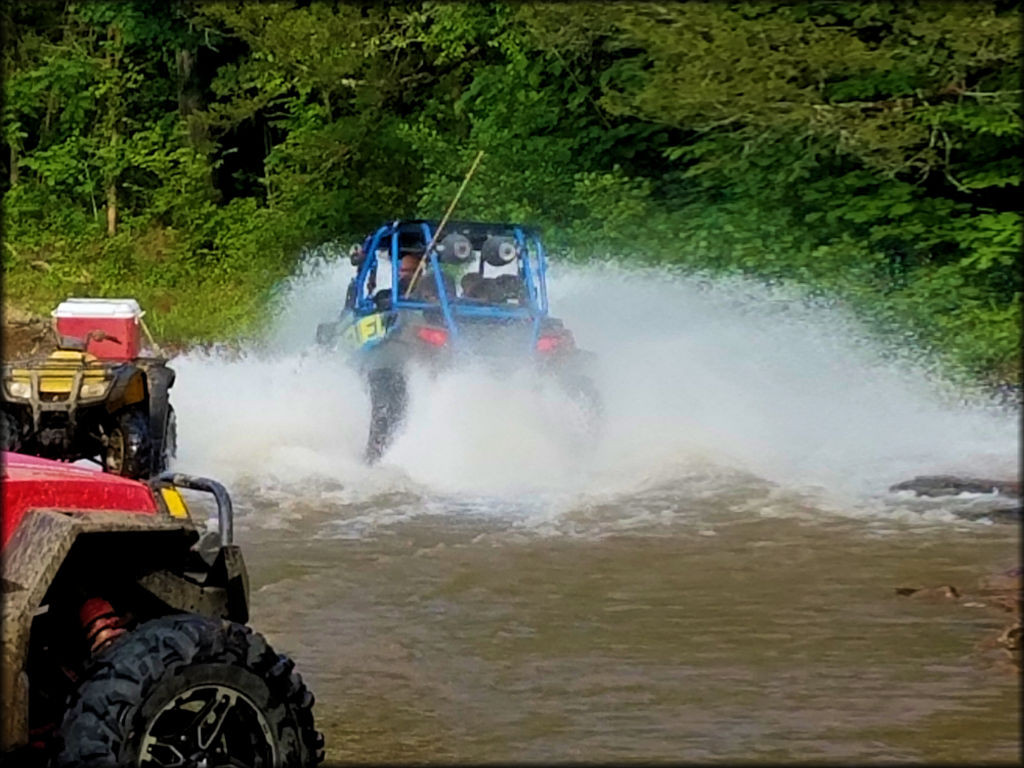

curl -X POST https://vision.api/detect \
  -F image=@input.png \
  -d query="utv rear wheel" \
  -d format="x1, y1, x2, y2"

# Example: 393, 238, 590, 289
56, 614, 323, 768
365, 367, 407, 463
104, 407, 153, 478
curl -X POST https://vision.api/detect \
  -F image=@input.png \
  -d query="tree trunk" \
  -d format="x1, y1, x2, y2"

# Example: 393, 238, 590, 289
176, 45, 219, 203
106, 126, 118, 236
105, 23, 122, 236
106, 180, 117, 236
176, 47, 209, 149
9, 143, 17, 187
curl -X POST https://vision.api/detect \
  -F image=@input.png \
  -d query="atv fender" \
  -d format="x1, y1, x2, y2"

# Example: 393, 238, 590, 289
104, 367, 147, 412
135, 544, 249, 624
1, 510, 195, 750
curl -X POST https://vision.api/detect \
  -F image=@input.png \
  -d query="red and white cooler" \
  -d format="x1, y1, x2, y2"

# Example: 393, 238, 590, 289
52, 298, 144, 361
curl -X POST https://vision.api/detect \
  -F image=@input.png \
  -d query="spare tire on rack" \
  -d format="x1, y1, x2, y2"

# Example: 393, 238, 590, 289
55, 614, 324, 767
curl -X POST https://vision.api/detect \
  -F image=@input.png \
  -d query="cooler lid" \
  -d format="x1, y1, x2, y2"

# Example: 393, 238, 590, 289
52, 298, 144, 319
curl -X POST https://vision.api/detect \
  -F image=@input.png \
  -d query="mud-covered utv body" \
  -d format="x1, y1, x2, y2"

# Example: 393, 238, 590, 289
1, 299, 175, 479
1, 452, 323, 766
317, 219, 601, 461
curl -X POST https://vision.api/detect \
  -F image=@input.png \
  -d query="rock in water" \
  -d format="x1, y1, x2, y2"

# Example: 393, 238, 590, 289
889, 475, 1021, 498
894, 585, 960, 600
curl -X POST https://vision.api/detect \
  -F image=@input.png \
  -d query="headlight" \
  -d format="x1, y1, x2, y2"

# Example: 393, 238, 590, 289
79, 380, 110, 398
6, 381, 31, 399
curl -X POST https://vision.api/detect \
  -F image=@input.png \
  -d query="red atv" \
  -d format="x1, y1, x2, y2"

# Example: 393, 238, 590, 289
1, 452, 323, 767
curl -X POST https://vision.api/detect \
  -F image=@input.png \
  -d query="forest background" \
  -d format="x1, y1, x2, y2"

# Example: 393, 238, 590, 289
2, 1, 1020, 390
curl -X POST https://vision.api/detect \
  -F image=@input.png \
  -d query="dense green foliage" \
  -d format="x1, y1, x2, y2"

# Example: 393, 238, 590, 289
3, 1, 1020, 385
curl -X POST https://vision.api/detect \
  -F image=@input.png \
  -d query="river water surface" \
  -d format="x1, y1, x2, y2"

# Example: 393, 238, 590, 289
170, 261, 1019, 763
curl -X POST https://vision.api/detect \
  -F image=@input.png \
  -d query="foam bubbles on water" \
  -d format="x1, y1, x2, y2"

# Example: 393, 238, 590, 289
167, 251, 1018, 530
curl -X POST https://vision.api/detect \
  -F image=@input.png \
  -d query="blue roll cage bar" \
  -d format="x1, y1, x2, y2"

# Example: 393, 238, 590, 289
351, 219, 551, 344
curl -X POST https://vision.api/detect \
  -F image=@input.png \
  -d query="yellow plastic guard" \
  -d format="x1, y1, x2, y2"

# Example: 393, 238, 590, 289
355, 314, 385, 344
9, 350, 107, 394
49, 350, 93, 362
160, 487, 190, 519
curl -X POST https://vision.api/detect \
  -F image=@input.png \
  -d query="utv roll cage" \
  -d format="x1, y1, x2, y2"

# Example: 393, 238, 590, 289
349, 219, 552, 343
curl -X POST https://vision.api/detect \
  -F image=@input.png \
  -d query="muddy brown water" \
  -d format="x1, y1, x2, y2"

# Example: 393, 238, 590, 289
193, 479, 1020, 765
5, 253, 1019, 760
165, 263, 1020, 763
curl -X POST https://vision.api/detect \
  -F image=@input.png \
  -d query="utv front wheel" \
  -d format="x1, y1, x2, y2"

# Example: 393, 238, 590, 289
56, 614, 323, 768
104, 407, 153, 478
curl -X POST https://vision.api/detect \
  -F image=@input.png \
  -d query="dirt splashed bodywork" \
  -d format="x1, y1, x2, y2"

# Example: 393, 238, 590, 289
0, 453, 323, 765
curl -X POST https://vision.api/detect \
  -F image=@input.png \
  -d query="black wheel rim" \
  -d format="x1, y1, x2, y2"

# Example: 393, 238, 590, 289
138, 683, 276, 768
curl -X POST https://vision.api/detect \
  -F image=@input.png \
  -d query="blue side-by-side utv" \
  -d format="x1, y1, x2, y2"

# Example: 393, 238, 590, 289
316, 219, 601, 461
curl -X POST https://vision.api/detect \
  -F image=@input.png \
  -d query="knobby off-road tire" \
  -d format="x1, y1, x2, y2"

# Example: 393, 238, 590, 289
56, 614, 324, 768
103, 407, 153, 479
0, 409, 22, 452
365, 367, 407, 463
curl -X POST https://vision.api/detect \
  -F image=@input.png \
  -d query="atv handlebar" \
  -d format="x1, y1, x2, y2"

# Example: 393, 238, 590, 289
157, 472, 234, 546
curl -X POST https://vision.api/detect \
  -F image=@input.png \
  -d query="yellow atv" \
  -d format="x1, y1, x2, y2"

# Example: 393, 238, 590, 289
1, 331, 175, 479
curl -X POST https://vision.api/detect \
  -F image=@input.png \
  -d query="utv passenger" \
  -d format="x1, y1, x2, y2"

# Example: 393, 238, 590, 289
397, 254, 419, 295
345, 243, 367, 310
401, 253, 456, 300
371, 254, 418, 310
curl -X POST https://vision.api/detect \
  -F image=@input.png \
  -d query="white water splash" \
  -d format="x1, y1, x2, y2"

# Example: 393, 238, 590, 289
168, 251, 1018, 527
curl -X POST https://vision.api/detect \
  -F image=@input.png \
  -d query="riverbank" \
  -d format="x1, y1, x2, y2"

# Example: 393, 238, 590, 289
1, 304, 54, 360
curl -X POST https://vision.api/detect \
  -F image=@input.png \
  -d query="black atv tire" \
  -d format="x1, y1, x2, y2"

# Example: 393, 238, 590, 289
55, 614, 324, 768
0, 409, 22, 452
365, 367, 407, 463
159, 405, 177, 473
103, 407, 154, 479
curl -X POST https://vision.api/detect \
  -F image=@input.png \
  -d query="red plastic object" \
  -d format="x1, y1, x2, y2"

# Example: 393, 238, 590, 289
536, 330, 574, 353
415, 326, 449, 347
1, 452, 157, 549
79, 597, 126, 653
53, 298, 143, 361
79, 596, 116, 628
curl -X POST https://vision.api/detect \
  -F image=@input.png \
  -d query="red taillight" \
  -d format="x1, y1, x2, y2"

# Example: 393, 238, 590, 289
415, 326, 449, 347
536, 331, 573, 353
